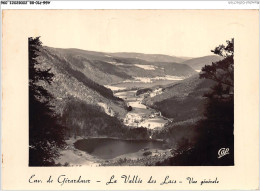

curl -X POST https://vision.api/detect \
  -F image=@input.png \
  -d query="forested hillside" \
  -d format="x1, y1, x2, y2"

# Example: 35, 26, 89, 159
143, 74, 214, 123
181, 55, 222, 71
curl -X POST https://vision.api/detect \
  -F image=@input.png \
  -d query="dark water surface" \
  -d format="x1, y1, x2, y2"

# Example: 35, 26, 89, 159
74, 138, 165, 159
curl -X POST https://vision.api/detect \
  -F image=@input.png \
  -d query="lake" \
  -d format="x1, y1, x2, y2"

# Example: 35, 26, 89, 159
74, 138, 165, 159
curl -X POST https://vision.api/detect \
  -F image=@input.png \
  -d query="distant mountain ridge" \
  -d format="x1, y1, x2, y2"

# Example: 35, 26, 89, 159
181, 55, 222, 71
46, 47, 190, 63
43, 47, 197, 85
109, 52, 190, 63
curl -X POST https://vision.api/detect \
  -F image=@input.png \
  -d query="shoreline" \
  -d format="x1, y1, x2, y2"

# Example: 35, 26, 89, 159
55, 136, 172, 166
73, 136, 165, 142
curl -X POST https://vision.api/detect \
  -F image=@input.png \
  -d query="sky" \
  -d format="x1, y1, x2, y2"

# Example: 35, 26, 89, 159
25, 10, 243, 57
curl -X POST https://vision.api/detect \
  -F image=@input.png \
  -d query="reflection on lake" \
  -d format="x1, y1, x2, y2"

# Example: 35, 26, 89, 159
74, 138, 165, 159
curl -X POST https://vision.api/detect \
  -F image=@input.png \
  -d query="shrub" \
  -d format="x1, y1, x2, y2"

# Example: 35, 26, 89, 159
143, 151, 152, 156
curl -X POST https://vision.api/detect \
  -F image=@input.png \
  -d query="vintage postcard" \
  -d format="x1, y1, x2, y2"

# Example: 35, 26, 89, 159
1, 2, 259, 190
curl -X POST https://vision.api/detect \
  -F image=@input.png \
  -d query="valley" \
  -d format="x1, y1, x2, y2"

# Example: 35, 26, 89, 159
36, 46, 220, 166
113, 87, 168, 129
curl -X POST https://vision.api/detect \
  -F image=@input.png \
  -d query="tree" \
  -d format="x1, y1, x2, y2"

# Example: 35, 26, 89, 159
200, 38, 234, 96
127, 105, 133, 111
155, 39, 234, 166
199, 38, 234, 131
198, 38, 234, 165
29, 37, 66, 166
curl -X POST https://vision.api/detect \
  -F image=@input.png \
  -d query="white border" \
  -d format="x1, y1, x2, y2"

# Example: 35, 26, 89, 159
1, 1, 259, 10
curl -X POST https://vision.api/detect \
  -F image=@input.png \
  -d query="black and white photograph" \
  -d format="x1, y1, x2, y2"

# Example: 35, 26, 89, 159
2, 4, 259, 190
28, 10, 234, 166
